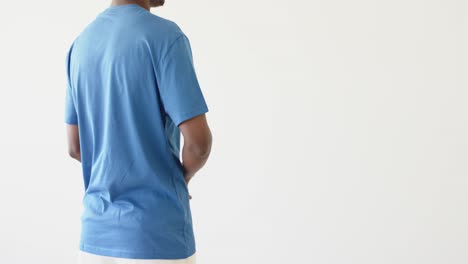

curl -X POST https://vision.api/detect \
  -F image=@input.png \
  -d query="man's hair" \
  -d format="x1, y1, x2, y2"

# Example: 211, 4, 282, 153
150, 0, 165, 6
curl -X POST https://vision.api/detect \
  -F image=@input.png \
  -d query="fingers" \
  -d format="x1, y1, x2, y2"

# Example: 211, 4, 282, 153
184, 175, 193, 200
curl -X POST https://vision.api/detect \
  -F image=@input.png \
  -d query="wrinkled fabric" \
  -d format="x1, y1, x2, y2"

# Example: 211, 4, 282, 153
64, 4, 208, 259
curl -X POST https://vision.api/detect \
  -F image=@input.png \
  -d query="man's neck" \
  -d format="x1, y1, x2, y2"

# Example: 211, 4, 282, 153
110, 0, 150, 11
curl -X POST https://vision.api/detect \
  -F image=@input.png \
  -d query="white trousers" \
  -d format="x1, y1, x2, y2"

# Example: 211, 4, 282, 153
77, 250, 196, 264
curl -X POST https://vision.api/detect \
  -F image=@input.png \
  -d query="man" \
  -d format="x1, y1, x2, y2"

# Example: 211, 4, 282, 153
64, 0, 212, 263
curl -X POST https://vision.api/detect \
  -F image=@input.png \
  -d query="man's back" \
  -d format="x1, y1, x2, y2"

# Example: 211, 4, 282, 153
64, 3, 209, 259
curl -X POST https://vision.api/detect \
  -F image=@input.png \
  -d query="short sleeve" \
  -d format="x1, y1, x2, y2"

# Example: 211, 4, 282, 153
156, 34, 209, 126
64, 44, 78, 125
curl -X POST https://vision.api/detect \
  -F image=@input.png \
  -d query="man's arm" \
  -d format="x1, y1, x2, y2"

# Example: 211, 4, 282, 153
66, 124, 81, 162
179, 113, 212, 185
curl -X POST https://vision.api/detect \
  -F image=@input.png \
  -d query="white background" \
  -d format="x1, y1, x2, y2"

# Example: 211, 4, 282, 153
0, 0, 467, 263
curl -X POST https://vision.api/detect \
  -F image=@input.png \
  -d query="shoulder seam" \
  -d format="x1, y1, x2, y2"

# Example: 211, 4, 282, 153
157, 33, 185, 67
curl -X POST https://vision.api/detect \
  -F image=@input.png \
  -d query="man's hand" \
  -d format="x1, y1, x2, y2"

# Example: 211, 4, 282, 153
184, 173, 194, 199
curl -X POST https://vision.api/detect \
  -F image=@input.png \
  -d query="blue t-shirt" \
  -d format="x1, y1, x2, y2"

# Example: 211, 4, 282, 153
64, 4, 209, 259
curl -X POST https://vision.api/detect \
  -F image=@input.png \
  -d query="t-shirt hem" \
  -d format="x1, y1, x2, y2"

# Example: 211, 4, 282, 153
79, 242, 196, 260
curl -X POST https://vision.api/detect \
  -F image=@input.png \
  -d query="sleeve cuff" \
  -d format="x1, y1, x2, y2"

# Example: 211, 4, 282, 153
173, 105, 209, 127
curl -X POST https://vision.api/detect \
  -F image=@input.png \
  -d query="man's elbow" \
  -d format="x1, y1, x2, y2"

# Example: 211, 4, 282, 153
187, 135, 212, 159
189, 144, 211, 159
68, 149, 81, 160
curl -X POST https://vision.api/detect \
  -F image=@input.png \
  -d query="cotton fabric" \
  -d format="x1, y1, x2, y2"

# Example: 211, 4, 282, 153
65, 3, 208, 259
